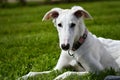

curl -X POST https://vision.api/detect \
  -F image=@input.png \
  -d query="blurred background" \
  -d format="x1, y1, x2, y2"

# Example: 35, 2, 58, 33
0, 0, 118, 8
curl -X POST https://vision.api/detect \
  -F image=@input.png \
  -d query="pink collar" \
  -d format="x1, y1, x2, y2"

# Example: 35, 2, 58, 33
72, 29, 88, 51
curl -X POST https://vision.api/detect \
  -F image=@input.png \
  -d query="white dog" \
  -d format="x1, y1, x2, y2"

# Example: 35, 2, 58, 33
19, 6, 120, 80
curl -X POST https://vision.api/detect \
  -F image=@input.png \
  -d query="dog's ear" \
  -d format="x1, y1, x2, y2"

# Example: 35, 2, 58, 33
42, 8, 62, 21
72, 6, 92, 19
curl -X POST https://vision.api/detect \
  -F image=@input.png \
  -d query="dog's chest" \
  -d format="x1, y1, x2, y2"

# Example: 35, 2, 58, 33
73, 52, 94, 72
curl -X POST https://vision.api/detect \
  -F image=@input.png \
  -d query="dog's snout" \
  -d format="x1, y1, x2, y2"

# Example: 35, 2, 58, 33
61, 44, 70, 50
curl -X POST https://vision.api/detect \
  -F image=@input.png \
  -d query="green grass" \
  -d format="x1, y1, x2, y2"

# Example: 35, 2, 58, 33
0, 1, 120, 80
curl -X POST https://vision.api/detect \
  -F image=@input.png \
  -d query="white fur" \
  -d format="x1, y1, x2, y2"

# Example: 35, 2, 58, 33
19, 6, 120, 80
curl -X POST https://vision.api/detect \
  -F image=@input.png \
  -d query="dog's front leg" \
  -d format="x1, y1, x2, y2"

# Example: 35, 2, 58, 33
54, 71, 88, 80
18, 51, 71, 80
18, 71, 53, 80
54, 51, 74, 71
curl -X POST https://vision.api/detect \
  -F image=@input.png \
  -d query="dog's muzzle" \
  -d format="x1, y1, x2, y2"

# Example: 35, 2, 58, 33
61, 29, 88, 51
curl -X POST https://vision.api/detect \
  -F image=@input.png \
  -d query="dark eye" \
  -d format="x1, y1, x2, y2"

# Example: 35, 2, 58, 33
58, 23, 62, 27
70, 23, 76, 28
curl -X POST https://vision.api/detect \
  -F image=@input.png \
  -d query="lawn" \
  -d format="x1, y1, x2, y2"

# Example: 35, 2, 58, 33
0, 1, 120, 80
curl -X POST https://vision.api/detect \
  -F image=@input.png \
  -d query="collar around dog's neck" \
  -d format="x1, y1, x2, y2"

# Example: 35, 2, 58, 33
72, 29, 88, 51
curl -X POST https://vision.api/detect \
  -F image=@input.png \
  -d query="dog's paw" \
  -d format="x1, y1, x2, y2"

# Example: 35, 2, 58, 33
18, 76, 28, 80
17, 74, 29, 80
54, 74, 65, 80
17, 72, 34, 80
54, 72, 71, 80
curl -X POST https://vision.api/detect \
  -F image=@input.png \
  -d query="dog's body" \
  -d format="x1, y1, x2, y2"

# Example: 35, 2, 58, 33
98, 37, 120, 66
19, 6, 120, 80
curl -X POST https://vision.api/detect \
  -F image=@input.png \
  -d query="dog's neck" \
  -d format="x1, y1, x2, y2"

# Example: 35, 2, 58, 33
72, 29, 88, 51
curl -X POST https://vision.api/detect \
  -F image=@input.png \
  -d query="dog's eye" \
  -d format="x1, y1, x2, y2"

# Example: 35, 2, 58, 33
70, 23, 76, 28
58, 23, 62, 27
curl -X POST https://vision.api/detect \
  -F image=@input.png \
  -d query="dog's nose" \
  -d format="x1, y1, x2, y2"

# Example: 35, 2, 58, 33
61, 44, 70, 50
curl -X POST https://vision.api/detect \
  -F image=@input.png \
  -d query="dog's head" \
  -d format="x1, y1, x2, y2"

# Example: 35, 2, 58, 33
43, 6, 92, 51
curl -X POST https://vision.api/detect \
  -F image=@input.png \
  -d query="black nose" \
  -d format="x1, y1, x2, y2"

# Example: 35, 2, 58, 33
61, 44, 70, 50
